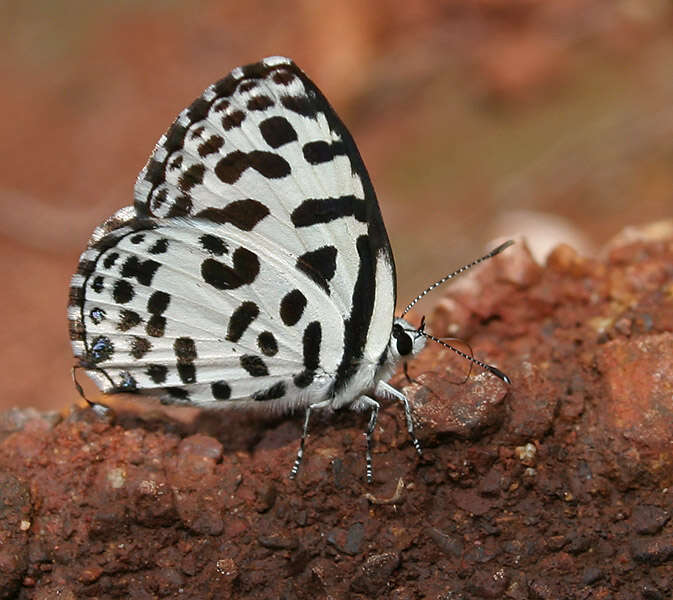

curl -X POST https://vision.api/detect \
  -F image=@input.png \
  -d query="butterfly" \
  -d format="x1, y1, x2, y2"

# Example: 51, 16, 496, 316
68, 56, 511, 483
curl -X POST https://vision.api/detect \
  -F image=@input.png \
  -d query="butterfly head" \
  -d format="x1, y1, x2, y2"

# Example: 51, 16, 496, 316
389, 316, 427, 362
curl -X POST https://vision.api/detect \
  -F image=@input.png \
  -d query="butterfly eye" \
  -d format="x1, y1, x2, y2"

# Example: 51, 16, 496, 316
397, 333, 413, 356
393, 326, 413, 356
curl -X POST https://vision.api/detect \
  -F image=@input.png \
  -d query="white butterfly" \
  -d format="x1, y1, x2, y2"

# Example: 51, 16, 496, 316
69, 56, 510, 482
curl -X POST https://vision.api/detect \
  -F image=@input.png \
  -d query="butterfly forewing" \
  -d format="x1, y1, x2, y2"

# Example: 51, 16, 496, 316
69, 56, 397, 409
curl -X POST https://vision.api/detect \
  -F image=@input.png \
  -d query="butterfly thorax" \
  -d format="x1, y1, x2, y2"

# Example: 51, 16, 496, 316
330, 316, 425, 411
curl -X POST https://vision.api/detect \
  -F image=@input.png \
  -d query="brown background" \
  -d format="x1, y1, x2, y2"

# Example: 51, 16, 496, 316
2, 0, 672, 410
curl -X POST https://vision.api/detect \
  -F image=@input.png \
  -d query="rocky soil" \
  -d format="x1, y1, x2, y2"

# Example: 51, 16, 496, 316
2, 224, 673, 598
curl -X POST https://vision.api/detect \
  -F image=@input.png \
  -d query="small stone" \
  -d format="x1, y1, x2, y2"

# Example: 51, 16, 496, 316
631, 536, 673, 565
350, 552, 400, 596
515, 443, 537, 466
581, 566, 602, 585
107, 467, 126, 489
466, 567, 508, 598
327, 522, 366, 556
427, 527, 463, 557
215, 558, 238, 581
344, 522, 365, 555
409, 371, 507, 441
631, 505, 669, 535
258, 532, 298, 550
79, 566, 103, 583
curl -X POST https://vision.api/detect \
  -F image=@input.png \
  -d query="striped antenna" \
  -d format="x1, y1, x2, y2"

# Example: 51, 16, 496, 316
420, 330, 511, 384
400, 240, 514, 317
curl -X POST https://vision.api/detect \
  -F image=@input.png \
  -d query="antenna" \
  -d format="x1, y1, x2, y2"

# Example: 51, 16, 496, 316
400, 240, 514, 317
420, 330, 511, 384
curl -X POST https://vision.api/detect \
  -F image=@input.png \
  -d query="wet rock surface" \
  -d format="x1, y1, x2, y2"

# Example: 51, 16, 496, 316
2, 225, 673, 598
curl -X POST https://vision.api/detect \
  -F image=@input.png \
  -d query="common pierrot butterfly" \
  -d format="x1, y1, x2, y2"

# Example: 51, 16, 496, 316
68, 56, 511, 482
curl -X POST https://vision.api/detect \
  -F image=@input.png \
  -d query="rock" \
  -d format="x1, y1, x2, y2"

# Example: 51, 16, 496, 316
350, 552, 400, 596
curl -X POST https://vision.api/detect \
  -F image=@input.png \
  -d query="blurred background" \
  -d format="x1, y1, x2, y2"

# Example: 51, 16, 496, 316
1, 1, 672, 410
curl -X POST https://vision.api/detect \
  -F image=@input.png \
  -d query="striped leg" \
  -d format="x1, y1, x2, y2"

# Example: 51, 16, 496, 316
289, 399, 331, 480
376, 381, 422, 456
359, 396, 380, 483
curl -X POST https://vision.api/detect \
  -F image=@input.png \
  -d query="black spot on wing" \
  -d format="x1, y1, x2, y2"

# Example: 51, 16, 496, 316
238, 80, 258, 93
240, 355, 268, 377
121, 256, 160, 287
178, 163, 205, 192
198, 135, 224, 157
211, 380, 231, 400
148, 239, 169, 254
273, 70, 295, 85
146, 316, 166, 338
280, 95, 317, 118
291, 195, 367, 228
187, 97, 210, 123
257, 331, 278, 357
227, 301, 259, 342
302, 321, 321, 371
259, 116, 297, 149
130, 234, 145, 244
89, 336, 114, 363
215, 150, 291, 184
280, 289, 307, 326
165, 387, 189, 401
146, 364, 167, 384
103, 252, 119, 269
174, 337, 197, 384
174, 337, 197, 361
252, 382, 286, 402
201, 248, 260, 290
69, 286, 84, 308
296, 246, 337, 294
247, 95, 274, 111
147, 291, 170, 315
222, 110, 246, 130
166, 195, 193, 218
118, 309, 142, 332
150, 188, 168, 212
89, 308, 106, 324
144, 158, 165, 188
146, 291, 169, 338
168, 156, 183, 171
294, 321, 321, 389
112, 280, 134, 304
190, 126, 205, 140
293, 370, 314, 388
302, 140, 346, 165
77, 259, 95, 277
177, 364, 196, 385
130, 336, 152, 359
212, 98, 230, 112
92, 276, 105, 293
118, 372, 137, 392
195, 199, 269, 231
199, 234, 228, 256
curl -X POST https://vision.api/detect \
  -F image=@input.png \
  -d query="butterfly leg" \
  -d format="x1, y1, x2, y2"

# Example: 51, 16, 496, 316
290, 398, 331, 480
71, 365, 111, 417
375, 381, 422, 456
352, 395, 380, 484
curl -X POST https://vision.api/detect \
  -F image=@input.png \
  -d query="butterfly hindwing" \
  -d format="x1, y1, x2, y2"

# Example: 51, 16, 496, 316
69, 57, 397, 409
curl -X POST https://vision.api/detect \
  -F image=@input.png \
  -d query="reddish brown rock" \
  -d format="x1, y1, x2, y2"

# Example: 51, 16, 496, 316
596, 333, 673, 483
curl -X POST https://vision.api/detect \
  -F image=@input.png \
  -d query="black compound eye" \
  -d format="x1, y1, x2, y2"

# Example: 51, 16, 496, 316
393, 326, 413, 356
